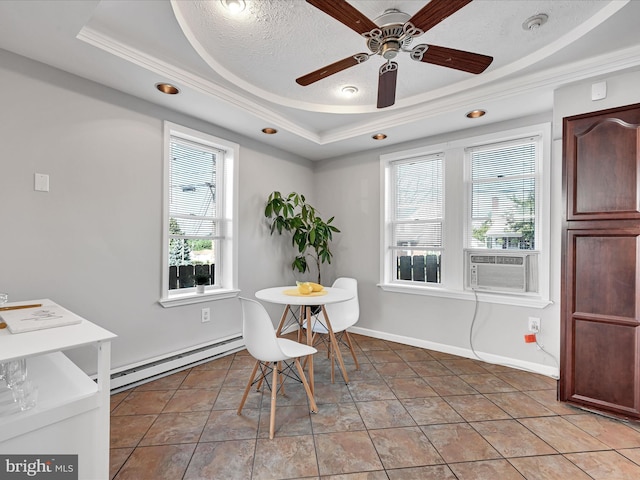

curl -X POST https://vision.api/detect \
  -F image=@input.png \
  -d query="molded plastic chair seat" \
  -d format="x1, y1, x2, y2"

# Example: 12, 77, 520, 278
237, 297, 318, 439
303, 277, 360, 382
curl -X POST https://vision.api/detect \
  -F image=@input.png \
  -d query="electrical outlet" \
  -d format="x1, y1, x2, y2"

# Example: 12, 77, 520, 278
201, 307, 210, 323
528, 316, 540, 333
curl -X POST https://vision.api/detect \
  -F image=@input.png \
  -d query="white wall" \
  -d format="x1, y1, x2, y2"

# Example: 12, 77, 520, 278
0, 49, 314, 373
314, 114, 563, 376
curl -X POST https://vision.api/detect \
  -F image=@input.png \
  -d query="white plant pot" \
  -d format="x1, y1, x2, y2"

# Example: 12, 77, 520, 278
196, 285, 205, 294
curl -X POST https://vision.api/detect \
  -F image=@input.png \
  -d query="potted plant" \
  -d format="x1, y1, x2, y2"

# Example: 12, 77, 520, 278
195, 274, 209, 294
264, 191, 340, 285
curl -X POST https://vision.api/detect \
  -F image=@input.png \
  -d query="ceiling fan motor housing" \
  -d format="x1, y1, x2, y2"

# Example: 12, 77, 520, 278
367, 9, 413, 57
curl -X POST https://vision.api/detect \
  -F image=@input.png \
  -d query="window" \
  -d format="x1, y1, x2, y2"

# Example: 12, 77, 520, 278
467, 137, 539, 251
161, 122, 238, 306
381, 123, 550, 307
386, 153, 444, 285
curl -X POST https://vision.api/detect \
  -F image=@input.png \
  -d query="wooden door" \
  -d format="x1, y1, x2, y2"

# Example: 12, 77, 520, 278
561, 103, 640, 419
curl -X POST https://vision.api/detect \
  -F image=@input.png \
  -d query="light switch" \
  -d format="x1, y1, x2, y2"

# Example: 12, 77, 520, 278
34, 173, 49, 192
591, 81, 607, 101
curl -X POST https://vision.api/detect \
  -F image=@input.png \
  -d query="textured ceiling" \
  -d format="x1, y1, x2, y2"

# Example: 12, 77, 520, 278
1, 0, 639, 160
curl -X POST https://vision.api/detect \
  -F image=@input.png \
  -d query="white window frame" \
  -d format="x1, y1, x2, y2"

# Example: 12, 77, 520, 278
160, 122, 239, 307
380, 123, 551, 308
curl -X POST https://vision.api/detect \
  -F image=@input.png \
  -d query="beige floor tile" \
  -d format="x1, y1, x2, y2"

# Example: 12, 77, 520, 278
109, 448, 133, 480
201, 408, 259, 442
618, 447, 640, 464
369, 426, 444, 469
110, 414, 157, 448
355, 399, 416, 429
253, 435, 319, 480
113, 444, 196, 480
111, 390, 175, 416
394, 349, 436, 363
458, 373, 519, 393
443, 394, 511, 422
439, 359, 491, 375
180, 369, 227, 389
519, 416, 610, 453
384, 377, 438, 399
449, 459, 525, 480
385, 465, 457, 479
523, 389, 579, 415
509, 454, 593, 480
373, 361, 418, 378
347, 380, 396, 401
424, 376, 478, 396
484, 391, 557, 418
565, 450, 640, 479
184, 439, 255, 480
406, 361, 453, 377
258, 404, 314, 438
496, 371, 557, 391
311, 402, 367, 434
315, 431, 384, 476
139, 411, 208, 446
421, 423, 500, 463
564, 413, 640, 449
471, 419, 557, 457
161, 388, 218, 413
401, 397, 465, 425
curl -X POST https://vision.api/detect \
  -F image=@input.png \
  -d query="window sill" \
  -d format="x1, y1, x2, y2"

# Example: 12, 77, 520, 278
159, 288, 240, 308
378, 283, 552, 309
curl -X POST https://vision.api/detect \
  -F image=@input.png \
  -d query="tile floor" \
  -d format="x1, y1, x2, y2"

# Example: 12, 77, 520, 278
109, 333, 640, 479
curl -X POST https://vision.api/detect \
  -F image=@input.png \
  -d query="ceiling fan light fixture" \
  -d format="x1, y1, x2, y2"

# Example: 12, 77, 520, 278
522, 13, 548, 31
221, 0, 245, 14
341, 86, 359, 97
262, 127, 278, 135
466, 109, 486, 119
372, 133, 387, 141
155, 83, 179, 95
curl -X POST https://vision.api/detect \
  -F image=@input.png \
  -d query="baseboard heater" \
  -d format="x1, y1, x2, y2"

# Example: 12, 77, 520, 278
109, 335, 245, 392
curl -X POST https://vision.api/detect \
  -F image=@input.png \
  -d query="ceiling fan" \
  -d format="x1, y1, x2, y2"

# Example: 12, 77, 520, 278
296, 0, 493, 109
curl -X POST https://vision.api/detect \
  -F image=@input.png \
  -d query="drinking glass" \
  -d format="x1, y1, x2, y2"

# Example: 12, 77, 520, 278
12, 380, 38, 411
5, 358, 28, 389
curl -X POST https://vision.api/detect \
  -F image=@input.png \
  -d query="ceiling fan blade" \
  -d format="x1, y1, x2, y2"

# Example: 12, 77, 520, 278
377, 62, 398, 109
407, 0, 473, 35
296, 53, 369, 86
413, 44, 493, 74
306, 0, 378, 36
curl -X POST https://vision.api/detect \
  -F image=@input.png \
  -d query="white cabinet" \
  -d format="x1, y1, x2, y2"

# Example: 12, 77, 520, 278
0, 299, 116, 479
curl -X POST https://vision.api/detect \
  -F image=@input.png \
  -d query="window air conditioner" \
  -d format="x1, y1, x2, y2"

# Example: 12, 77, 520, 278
466, 250, 537, 293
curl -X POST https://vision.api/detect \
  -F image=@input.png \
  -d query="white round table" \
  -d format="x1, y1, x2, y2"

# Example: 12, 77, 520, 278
255, 286, 354, 391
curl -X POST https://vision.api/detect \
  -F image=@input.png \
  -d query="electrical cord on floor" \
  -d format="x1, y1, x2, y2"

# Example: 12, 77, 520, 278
468, 288, 559, 379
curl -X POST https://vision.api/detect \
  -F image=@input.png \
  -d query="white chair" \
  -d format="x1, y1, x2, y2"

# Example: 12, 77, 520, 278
306, 277, 360, 383
237, 297, 318, 439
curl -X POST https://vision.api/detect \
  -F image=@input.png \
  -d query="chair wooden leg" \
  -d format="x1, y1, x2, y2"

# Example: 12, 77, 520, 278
237, 360, 260, 415
256, 362, 269, 391
278, 361, 286, 396
344, 331, 360, 370
322, 306, 349, 384
294, 358, 318, 413
269, 364, 278, 439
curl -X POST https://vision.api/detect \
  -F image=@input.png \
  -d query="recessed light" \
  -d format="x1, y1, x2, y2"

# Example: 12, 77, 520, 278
372, 133, 387, 140
221, 0, 246, 14
341, 86, 359, 97
466, 109, 486, 119
262, 128, 278, 135
523, 13, 548, 31
156, 83, 179, 95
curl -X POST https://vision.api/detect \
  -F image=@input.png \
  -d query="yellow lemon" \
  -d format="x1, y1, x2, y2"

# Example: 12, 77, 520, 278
296, 281, 313, 294
308, 282, 324, 292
